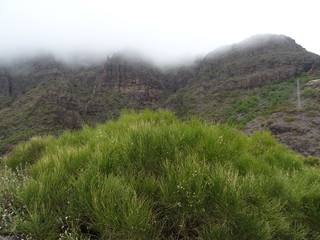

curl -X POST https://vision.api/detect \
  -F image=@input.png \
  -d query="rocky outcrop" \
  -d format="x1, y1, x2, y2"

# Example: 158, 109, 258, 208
245, 111, 320, 157
95, 55, 164, 104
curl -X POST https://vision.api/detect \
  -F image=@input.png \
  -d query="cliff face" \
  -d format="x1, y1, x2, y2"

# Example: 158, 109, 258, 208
95, 55, 164, 104
93, 54, 197, 104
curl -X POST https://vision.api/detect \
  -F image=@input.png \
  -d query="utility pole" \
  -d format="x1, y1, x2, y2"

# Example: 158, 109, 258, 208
297, 78, 302, 109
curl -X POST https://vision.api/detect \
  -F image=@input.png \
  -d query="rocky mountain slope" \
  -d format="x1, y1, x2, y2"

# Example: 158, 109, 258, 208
196, 34, 319, 91
1, 34, 320, 156
245, 78, 320, 157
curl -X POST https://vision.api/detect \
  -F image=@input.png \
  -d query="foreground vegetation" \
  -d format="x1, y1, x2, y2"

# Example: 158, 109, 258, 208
1, 110, 320, 239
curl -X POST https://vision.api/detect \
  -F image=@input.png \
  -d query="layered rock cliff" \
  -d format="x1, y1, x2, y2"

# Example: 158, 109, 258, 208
95, 54, 164, 104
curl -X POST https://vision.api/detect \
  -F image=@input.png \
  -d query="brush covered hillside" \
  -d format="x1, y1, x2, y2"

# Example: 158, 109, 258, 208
1, 34, 320, 157
167, 71, 320, 157
1, 110, 320, 239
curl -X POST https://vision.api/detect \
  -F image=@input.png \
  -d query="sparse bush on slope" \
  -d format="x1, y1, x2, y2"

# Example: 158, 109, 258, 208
2, 110, 320, 239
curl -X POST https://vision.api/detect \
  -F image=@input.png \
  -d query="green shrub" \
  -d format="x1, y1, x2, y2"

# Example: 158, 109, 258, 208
302, 88, 319, 99
306, 110, 318, 118
304, 156, 320, 167
283, 116, 296, 122
2, 110, 320, 239
6, 136, 54, 170
266, 120, 274, 126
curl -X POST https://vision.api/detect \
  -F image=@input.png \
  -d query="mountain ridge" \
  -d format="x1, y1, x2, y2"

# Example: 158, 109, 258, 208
1, 34, 320, 156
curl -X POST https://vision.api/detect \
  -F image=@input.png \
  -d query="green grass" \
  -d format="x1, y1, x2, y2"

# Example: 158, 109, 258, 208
168, 73, 313, 127
222, 73, 310, 126
1, 110, 320, 239
283, 116, 296, 122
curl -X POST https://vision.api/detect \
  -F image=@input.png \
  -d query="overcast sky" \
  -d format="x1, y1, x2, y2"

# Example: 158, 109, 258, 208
1, 0, 319, 65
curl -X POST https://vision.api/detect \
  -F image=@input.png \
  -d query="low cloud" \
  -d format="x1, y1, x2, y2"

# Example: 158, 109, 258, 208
1, 0, 319, 66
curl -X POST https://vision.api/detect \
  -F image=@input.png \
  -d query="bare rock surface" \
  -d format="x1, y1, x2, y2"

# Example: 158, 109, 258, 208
245, 111, 320, 157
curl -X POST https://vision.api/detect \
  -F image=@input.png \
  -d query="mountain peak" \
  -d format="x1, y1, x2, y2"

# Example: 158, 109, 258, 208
206, 34, 305, 59
239, 34, 304, 51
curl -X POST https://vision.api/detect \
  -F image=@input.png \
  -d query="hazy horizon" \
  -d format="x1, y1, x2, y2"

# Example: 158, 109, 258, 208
1, 0, 320, 66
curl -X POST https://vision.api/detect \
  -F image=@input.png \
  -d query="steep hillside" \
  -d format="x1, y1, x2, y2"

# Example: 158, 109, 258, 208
196, 34, 320, 91
1, 34, 320, 156
163, 35, 320, 156
0, 55, 164, 153
245, 78, 320, 157
165, 72, 320, 157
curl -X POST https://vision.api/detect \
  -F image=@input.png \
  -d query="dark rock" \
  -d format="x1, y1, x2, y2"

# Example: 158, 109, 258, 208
311, 119, 320, 125
245, 110, 320, 157
95, 54, 164, 104
270, 123, 310, 135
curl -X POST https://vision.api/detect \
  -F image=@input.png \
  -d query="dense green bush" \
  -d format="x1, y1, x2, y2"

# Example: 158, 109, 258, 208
6, 136, 54, 170
2, 110, 320, 239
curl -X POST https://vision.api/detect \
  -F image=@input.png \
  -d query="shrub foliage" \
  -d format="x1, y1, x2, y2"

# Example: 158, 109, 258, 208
2, 110, 320, 239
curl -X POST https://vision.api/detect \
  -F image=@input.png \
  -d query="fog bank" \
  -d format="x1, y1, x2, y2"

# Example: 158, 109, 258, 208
1, 0, 319, 66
